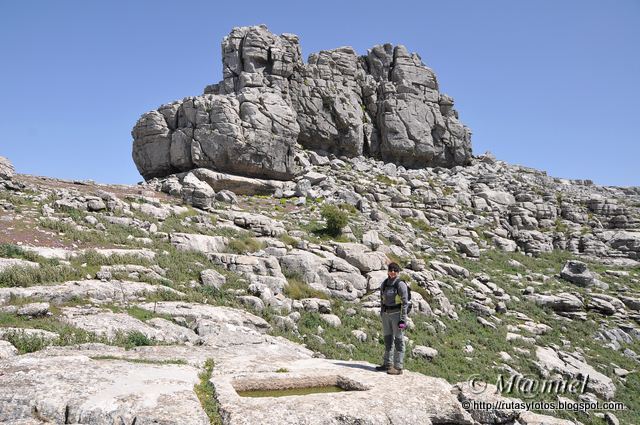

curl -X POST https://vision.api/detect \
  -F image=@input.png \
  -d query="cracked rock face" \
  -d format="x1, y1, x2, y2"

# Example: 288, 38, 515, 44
0, 156, 15, 180
133, 89, 300, 181
132, 25, 472, 181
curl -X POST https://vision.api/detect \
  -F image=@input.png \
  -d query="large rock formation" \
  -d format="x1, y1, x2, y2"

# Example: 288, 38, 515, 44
132, 25, 472, 181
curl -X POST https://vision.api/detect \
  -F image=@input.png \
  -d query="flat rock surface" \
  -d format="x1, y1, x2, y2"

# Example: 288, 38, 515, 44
60, 307, 200, 343
214, 358, 475, 425
0, 351, 208, 424
170, 232, 228, 254
0, 280, 182, 305
135, 301, 270, 332
18, 247, 156, 261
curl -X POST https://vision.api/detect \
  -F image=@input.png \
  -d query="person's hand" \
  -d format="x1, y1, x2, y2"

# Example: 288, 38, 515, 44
398, 320, 406, 330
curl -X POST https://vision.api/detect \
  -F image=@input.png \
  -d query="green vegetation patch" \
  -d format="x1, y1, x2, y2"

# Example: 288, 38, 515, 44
194, 359, 223, 425
38, 209, 149, 247
301, 220, 350, 242
0, 312, 105, 353
227, 235, 265, 254
283, 275, 328, 300
375, 175, 395, 185
0, 263, 83, 288
111, 330, 154, 349
0, 244, 40, 262
405, 218, 436, 234
320, 204, 351, 237
278, 233, 298, 247
2, 330, 50, 354
237, 385, 344, 398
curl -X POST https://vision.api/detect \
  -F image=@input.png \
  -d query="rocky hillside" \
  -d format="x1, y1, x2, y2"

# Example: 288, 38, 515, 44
1, 148, 639, 424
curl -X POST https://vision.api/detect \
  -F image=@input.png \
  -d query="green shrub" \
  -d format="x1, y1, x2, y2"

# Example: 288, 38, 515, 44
0, 192, 33, 207
4, 331, 50, 354
112, 330, 153, 349
321, 204, 349, 237
55, 325, 101, 346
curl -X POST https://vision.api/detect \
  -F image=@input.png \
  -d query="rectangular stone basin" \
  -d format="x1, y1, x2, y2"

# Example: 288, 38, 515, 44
233, 375, 368, 398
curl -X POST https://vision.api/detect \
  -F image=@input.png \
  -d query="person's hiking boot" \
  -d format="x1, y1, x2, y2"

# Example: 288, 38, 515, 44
375, 364, 390, 372
387, 367, 403, 375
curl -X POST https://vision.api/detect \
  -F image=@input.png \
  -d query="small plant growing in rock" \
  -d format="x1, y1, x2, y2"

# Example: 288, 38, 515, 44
278, 233, 298, 247
376, 174, 394, 185
194, 359, 222, 424
114, 330, 152, 349
406, 218, 435, 234
4, 331, 49, 354
554, 218, 569, 234
321, 204, 349, 237
442, 186, 455, 196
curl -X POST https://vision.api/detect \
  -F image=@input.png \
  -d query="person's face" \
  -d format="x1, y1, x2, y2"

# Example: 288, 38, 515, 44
388, 269, 398, 277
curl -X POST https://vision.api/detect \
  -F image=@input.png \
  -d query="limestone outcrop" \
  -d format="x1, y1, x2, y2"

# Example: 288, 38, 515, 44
0, 156, 15, 180
132, 25, 472, 181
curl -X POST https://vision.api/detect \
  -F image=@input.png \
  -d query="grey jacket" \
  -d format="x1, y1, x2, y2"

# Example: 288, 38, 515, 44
379, 277, 409, 321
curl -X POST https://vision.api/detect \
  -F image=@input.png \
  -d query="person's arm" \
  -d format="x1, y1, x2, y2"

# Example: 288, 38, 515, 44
397, 280, 409, 322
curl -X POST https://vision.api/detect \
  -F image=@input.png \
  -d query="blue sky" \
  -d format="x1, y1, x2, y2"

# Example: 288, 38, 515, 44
1, 0, 638, 186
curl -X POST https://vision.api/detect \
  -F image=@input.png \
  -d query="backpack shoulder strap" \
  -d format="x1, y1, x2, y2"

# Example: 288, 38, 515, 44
391, 278, 402, 291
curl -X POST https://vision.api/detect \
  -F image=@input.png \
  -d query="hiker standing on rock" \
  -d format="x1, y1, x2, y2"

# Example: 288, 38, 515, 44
376, 262, 409, 375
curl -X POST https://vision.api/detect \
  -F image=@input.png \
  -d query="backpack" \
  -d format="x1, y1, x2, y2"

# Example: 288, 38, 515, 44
384, 278, 413, 315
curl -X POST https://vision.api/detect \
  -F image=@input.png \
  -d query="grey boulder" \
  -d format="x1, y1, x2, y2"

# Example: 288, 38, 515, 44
560, 260, 605, 288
